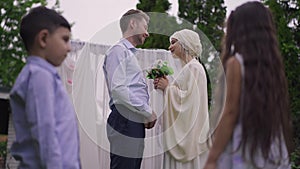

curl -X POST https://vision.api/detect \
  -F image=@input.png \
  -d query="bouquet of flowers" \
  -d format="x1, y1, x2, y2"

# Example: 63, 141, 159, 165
146, 59, 174, 79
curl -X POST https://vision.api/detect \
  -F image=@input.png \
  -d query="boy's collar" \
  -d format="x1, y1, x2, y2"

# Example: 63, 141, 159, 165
27, 56, 58, 75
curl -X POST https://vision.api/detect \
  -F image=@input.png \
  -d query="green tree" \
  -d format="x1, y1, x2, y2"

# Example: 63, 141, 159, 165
137, 0, 171, 12
178, 0, 226, 52
0, 0, 63, 88
137, 0, 181, 49
263, 0, 300, 167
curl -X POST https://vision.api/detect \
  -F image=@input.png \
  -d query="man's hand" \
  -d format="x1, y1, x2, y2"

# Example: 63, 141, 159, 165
144, 111, 157, 129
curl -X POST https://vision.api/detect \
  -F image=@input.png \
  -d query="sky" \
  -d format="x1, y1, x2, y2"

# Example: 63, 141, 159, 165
46, 0, 251, 43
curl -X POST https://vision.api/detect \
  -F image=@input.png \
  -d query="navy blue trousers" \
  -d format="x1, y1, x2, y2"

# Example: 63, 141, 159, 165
106, 105, 145, 169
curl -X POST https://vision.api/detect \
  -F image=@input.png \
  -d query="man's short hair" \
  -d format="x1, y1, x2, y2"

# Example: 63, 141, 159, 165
120, 9, 149, 34
20, 6, 71, 51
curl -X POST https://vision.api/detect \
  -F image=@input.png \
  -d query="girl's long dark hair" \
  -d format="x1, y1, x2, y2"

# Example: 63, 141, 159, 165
221, 1, 293, 166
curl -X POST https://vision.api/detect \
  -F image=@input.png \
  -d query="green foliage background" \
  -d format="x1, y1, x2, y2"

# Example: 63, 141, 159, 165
1, 0, 299, 167
0, 0, 63, 88
0, 0, 45, 87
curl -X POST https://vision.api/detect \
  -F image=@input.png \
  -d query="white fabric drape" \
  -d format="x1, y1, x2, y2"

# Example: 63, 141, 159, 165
58, 41, 183, 169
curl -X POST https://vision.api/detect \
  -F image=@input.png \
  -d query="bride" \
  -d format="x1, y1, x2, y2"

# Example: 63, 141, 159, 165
154, 29, 210, 169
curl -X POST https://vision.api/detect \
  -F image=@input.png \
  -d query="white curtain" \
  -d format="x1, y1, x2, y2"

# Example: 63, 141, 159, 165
57, 41, 183, 169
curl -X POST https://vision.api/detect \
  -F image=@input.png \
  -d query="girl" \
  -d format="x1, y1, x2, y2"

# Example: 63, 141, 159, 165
204, 2, 293, 169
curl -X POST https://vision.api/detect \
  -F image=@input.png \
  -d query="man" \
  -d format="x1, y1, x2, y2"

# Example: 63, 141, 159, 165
103, 9, 157, 169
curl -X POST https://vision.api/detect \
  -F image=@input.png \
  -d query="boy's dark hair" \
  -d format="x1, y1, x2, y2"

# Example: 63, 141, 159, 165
120, 9, 149, 34
20, 6, 71, 51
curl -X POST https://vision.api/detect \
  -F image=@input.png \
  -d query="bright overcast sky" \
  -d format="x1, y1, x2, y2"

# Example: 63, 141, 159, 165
47, 0, 251, 42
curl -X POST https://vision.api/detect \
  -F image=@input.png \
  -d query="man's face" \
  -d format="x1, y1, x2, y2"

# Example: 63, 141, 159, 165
132, 18, 149, 46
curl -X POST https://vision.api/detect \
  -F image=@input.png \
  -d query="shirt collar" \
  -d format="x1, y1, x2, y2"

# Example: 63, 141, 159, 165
120, 38, 137, 53
27, 56, 58, 75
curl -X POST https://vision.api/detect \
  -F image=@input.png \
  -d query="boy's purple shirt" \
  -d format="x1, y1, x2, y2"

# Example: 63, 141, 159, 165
9, 56, 81, 169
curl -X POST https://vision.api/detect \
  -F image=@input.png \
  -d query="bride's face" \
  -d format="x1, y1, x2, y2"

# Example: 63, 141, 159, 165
168, 38, 182, 59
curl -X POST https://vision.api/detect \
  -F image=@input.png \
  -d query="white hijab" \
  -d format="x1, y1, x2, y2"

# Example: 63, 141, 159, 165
170, 29, 202, 58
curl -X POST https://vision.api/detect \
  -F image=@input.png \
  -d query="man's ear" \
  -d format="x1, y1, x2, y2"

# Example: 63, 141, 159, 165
129, 19, 136, 30
37, 29, 49, 48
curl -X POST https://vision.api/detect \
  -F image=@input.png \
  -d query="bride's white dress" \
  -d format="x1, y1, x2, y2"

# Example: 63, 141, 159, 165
162, 59, 210, 169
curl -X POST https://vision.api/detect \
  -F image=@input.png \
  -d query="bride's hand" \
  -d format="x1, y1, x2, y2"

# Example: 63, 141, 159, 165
154, 76, 168, 91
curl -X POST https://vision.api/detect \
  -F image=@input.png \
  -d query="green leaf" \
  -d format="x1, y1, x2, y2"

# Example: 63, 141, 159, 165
0, 0, 63, 88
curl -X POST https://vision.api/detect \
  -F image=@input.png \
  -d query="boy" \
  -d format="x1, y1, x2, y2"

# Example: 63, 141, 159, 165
9, 6, 81, 169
